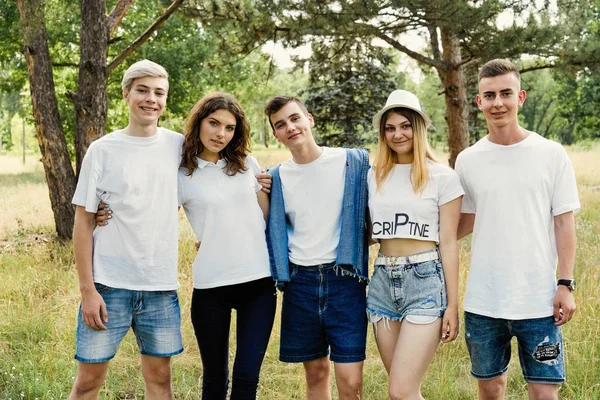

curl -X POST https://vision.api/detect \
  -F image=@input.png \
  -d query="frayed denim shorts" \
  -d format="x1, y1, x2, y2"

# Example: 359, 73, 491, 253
366, 248, 446, 325
75, 283, 183, 363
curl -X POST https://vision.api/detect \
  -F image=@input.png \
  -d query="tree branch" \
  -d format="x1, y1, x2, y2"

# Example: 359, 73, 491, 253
370, 29, 444, 70
107, 0, 184, 75
107, 0, 135, 36
520, 63, 557, 74
428, 25, 441, 62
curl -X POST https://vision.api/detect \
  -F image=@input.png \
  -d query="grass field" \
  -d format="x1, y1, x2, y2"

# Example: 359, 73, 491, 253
0, 144, 599, 399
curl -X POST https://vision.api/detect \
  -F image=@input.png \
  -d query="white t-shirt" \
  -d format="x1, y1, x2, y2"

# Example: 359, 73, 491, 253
455, 132, 580, 319
72, 128, 184, 290
280, 147, 346, 266
178, 155, 271, 289
368, 161, 464, 243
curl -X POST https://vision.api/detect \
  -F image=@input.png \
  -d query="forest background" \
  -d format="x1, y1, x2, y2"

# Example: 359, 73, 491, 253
1, 0, 599, 398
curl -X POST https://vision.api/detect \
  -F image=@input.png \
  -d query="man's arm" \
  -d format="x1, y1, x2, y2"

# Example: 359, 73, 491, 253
553, 211, 576, 326
73, 206, 108, 330
457, 213, 475, 240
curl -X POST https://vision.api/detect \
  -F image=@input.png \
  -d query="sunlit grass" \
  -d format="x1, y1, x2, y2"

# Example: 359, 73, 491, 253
0, 144, 598, 398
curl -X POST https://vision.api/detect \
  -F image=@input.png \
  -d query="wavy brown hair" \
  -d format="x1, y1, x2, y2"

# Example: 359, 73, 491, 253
181, 92, 250, 177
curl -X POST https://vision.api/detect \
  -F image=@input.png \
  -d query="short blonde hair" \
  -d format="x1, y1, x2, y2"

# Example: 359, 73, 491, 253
121, 59, 169, 92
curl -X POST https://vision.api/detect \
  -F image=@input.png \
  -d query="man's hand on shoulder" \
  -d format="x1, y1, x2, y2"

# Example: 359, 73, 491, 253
256, 170, 272, 194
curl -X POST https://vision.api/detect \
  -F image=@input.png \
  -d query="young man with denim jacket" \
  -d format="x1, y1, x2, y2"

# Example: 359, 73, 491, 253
265, 96, 369, 400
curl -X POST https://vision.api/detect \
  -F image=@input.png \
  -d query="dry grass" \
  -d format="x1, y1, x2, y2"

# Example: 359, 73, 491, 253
0, 143, 599, 399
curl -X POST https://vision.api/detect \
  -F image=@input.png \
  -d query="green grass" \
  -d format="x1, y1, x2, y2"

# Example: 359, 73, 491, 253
0, 147, 599, 399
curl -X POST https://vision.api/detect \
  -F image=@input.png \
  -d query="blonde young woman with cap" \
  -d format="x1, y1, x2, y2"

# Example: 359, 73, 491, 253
366, 90, 464, 399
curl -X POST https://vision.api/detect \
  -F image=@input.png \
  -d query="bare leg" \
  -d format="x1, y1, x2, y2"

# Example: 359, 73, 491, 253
386, 319, 442, 400
527, 383, 559, 400
141, 355, 173, 400
478, 375, 507, 400
373, 319, 401, 373
333, 361, 363, 400
303, 356, 331, 400
69, 361, 109, 400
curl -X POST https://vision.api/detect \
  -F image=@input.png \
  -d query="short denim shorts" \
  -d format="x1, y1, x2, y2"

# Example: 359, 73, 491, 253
75, 283, 184, 363
280, 262, 367, 363
366, 249, 446, 324
465, 312, 565, 383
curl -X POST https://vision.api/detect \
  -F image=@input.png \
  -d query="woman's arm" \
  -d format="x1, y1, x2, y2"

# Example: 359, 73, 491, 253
257, 189, 270, 222
438, 196, 462, 343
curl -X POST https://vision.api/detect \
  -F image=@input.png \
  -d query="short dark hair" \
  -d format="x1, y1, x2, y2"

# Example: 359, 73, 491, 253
264, 96, 309, 129
478, 59, 520, 82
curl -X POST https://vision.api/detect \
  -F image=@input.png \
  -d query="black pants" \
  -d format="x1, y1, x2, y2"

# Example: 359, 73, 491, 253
191, 277, 277, 400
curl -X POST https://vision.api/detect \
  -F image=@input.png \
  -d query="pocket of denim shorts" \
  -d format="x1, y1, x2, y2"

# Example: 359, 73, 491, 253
94, 283, 114, 295
412, 260, 438, 278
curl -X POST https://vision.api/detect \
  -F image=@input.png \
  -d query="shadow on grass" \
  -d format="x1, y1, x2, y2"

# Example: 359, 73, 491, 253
0, 171, 46, 188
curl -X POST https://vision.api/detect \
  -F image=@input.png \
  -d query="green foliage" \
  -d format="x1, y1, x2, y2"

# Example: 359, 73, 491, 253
302, 41, 398, 147
414, 73, 448, 149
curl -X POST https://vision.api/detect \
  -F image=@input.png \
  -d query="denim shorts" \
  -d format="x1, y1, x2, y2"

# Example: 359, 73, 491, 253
366, 249, 446, 324
75, 283, 184, 363
465, 312, 565, 383
280, 262, 367, 363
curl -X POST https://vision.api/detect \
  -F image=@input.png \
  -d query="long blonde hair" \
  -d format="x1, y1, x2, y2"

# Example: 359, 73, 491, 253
373, 108, 437, 194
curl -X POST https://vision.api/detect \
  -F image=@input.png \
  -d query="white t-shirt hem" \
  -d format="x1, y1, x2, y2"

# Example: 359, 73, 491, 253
464, 306, 554, 320
193, 271, 272, 289
95, 279, 180, 291
289, 256, 337, 266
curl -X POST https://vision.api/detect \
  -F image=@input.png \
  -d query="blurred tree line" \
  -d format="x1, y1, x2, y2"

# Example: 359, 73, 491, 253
1, 0, 599, 238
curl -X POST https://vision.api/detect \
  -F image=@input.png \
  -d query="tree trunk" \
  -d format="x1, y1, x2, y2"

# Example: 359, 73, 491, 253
438, 26, 470, 168
74, 0, 109, 176
17, 0, 76, 240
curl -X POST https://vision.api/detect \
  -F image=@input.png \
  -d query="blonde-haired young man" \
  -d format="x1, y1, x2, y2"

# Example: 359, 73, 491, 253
456, 59, 579, 400
69, 59, 184, 399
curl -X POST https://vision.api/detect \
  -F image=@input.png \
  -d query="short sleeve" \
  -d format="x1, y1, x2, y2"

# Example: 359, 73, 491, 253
246, 155, 263, 193
72, 145, 102, 212
177, 170, 185, 207
437, 168, 465, 206
551, 147, 580, 216
455, 156, 476, 214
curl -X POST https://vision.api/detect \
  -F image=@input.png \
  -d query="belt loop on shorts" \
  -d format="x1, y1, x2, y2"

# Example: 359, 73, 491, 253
374, 248, 439, 268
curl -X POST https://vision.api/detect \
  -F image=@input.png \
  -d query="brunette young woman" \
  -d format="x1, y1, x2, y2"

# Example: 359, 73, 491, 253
178, 92, 275, 400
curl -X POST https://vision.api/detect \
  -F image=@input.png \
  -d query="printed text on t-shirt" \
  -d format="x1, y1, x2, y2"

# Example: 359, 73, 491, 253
373, 213, 430, 238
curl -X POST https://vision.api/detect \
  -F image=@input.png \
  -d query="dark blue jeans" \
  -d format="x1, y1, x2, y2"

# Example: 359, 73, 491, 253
191, 277, 276, 400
